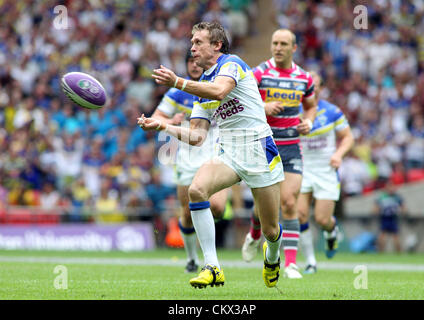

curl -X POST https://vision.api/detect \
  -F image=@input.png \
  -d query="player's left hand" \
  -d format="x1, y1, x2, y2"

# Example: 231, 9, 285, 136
152, 65, 177, 87
330, 153, 343, 169
137, 114, 166, 131
297, 118, 313, 135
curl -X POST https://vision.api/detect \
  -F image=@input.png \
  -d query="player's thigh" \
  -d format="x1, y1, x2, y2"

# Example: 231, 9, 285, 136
189, 159, 241, 201
251, 182, 281, 237
314, 199, 336, 226
297, 192, 313, 224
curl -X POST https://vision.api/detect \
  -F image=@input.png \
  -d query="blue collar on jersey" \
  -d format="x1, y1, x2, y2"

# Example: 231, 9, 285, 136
204, 54, 227, 76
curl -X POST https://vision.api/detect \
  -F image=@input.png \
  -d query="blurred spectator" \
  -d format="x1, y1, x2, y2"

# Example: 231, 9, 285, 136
338, 152, 371, 197
94, 179, 126, 224
81, 136, 107, 197
145, 169, 175, 216
52, 133, 84, 191
146, 19, 171, 66
39, 181, 61, 210
405, 115, 424, 170
68, 177, 92, 222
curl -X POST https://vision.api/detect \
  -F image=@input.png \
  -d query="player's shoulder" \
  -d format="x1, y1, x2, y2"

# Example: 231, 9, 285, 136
292, 62, 311, 76
254, 59, 273, 73
319, 99, 343, 115
219, 54, 250, 71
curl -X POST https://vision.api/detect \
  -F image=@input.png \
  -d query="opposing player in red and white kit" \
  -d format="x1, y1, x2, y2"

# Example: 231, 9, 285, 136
242, 29, 317, 279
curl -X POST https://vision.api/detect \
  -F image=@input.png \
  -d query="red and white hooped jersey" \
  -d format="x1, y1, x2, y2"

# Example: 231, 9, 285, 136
253, 58, 315, 145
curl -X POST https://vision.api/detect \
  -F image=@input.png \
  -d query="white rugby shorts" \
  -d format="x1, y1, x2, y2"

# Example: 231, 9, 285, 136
300, 166, 340, 200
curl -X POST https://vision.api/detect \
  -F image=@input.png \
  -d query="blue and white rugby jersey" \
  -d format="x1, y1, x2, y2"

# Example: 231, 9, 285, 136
300, 99, 350, 169
157, 86, 194, 119
190, 54, 272, 144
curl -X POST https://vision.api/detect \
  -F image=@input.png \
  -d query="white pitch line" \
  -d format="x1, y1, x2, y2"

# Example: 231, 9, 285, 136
0, 256, 423, 272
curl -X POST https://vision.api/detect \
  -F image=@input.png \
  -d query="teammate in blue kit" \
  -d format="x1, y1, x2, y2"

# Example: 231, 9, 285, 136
151, 51, 228, 273
297, 71, 354, 273
138, 22, 285, 289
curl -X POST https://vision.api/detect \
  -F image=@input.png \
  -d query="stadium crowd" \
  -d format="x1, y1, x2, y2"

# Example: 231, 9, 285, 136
0, 0, 423, 227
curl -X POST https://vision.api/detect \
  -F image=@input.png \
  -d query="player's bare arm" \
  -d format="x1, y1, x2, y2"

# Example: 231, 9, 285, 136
138, 115, 209, 147
297, 95, 317, 135
152, 65, 235, 101
330, 126, 354, 169
152, 109, 185, 126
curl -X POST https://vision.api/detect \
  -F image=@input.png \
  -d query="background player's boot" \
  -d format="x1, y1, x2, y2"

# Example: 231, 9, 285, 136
324, 225, 339, 259
262, 242, 280, 288
283, 263, 303, 279
185, 259, 199, 273
242, 233, 261, 262
189, 264, 225, 289
303, 264, 317, 274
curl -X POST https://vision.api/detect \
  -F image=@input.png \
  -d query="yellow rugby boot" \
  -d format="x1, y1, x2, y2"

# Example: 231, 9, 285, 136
262, 242, 280, 288
189, 264, 225, 289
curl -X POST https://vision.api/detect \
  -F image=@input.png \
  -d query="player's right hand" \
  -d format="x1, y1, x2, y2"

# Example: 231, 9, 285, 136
137, 114, 166, 131
265, 101, 284, 116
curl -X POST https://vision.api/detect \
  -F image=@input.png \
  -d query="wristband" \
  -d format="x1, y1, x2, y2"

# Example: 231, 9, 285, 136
155, 120, 164, 131
181, 79, 188, 91
173, 77, 178, 88
305, 119, 313, 130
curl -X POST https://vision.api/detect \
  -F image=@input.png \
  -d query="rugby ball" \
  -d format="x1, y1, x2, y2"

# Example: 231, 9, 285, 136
61, 72, 107, 109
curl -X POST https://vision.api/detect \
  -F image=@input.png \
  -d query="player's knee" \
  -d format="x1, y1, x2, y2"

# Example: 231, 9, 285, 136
315, 215, 330, 228
282, 196, 297, 214
262, 223, 280, 241
188, 183, 209, 202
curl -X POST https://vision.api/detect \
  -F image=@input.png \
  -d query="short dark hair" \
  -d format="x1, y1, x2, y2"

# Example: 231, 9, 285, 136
185, 49, 193, 62
192, 22, 230, 54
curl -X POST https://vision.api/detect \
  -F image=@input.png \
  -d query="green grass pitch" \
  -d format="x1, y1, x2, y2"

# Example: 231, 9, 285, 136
0, 249, 423, 300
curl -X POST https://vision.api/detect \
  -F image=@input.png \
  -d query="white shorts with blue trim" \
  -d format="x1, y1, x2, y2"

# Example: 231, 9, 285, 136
217, 135, 285, 189
300, 166, 340, 200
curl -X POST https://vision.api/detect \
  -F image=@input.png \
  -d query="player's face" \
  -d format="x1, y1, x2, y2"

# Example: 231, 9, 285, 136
271, 30, 297, 67
187, 57, 203, 81
190, 30, 217, 70
311, 73, 321, 97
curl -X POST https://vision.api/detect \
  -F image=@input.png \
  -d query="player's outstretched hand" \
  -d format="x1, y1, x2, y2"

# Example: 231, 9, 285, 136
137, 114, 166, 131
152, 65, 177, 87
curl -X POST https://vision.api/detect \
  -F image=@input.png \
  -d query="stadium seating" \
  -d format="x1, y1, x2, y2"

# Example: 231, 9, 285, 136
406, 169, 424, 183
2, 207, 60, 225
